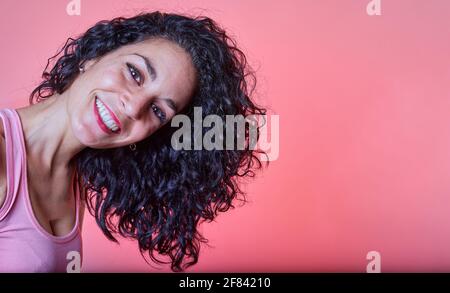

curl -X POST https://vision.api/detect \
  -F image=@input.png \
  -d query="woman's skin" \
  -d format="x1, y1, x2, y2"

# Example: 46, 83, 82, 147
0, 37, 197, 237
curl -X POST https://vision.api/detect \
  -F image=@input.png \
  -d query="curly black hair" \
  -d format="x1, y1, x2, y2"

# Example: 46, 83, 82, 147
30, 11, 268, 272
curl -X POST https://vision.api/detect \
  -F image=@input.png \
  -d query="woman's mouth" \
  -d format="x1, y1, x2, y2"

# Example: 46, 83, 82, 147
93, 96, 122, 134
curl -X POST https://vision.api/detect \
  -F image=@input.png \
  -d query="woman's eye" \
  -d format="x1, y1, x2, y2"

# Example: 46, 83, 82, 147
151, 103, 167, 124
126, 63, 142, 85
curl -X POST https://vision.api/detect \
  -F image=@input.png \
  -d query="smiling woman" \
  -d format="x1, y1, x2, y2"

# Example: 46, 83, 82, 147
63, 36, 197, 147
0, 11, 268, 272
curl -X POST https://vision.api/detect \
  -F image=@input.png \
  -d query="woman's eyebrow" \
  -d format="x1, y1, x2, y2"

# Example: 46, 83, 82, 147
132, 53, 157, 81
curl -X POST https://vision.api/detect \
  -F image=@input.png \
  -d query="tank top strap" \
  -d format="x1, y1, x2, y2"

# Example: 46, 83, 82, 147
0, 108, 26, 221
72, 169, 81, 232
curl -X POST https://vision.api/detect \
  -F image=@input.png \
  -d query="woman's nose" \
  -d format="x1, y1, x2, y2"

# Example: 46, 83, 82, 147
121, 93, 148, 121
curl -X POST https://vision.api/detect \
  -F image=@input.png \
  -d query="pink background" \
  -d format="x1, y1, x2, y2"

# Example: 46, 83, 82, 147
1, 0, 450, 272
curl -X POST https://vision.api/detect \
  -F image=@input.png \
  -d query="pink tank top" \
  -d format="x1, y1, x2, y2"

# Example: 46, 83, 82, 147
0, 108, 83, 272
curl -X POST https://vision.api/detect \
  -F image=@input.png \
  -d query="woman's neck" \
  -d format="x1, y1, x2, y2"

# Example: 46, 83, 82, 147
16, 93, 85, 178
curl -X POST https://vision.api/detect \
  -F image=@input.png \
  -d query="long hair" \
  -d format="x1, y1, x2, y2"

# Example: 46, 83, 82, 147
30, 11, 268, 272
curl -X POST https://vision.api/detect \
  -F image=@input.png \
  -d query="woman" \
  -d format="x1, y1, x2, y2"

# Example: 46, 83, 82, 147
0, 11, 267, 272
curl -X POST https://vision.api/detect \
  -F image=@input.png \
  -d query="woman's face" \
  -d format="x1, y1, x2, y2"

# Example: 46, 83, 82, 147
66, 37, 197, 148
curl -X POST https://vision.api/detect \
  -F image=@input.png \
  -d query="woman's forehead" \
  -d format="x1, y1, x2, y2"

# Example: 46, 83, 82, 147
121, 37, 186, 55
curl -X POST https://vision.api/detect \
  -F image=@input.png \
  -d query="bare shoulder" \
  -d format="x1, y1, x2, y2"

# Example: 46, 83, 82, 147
0, 121, 6, 210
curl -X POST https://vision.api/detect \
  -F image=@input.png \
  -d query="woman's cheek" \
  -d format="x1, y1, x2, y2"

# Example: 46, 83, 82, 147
97, 67, 126, 89
134, 121, 154, 141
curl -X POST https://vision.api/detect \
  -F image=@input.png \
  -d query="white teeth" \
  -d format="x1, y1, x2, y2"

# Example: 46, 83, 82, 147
95, 98, 119, 132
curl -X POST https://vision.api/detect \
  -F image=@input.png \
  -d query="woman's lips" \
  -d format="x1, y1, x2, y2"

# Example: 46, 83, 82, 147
97, 97, 122, 131
93, 96, 121, 135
